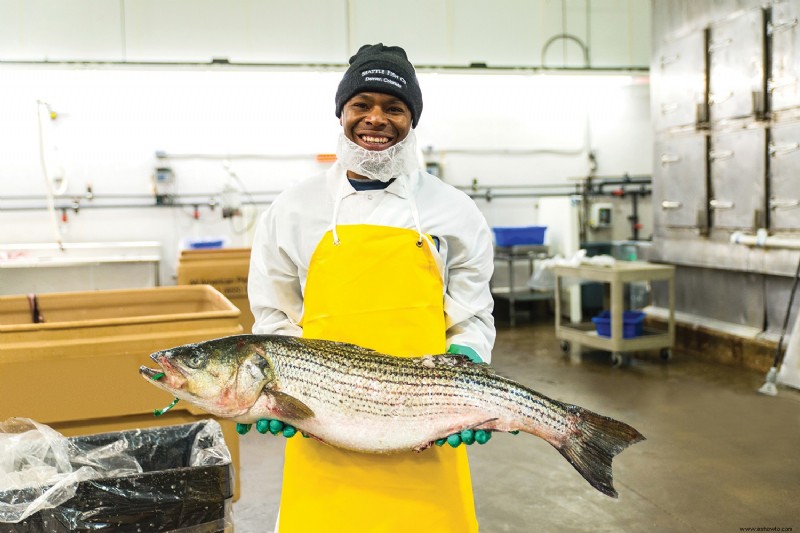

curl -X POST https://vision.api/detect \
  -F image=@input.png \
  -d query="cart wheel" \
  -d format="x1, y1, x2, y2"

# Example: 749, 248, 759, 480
611, 352, 628, 368
660, 348, 672, 361
559, 340, 570, 353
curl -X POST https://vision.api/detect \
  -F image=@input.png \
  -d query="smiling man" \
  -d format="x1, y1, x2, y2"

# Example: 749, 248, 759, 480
248, 43, 496, 532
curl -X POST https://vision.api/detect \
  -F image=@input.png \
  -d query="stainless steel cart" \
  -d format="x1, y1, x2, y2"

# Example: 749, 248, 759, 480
491, 244, 552, 326
552, 261, 676, 366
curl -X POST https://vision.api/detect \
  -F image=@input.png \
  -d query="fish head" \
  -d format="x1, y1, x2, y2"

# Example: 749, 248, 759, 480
140, 335, 275, 418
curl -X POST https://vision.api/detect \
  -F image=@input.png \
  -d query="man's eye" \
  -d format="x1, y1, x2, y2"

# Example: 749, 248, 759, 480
351, 102, 368, 109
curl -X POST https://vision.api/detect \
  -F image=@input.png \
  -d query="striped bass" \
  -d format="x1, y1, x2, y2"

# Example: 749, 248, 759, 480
139, 334, 644, 497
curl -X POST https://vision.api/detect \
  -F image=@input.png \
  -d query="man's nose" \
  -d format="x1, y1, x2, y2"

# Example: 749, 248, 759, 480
365, 106, 388, 125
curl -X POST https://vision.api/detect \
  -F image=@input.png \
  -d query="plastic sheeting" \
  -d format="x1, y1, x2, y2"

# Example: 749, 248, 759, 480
528, 250, 617, 291
0, 419, 233, 532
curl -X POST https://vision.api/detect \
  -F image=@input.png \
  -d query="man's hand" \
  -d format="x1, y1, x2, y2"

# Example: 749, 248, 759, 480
435, 428, 521, 448
236, 419, 297, 438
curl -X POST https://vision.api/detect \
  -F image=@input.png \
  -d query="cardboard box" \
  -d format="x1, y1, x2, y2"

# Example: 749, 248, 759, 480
0, 285, 244, 499
177, 248, 255, 333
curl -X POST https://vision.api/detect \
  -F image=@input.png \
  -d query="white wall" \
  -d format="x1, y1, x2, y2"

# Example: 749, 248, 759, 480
0, 68, 651, 283
0, 0, 650, 68
0, 0, 653, 291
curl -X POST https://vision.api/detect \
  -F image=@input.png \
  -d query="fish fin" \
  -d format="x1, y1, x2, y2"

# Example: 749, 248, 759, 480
445, 354, 478, 366
269, 391, 315, 420
556, 408, 645, 498
305, 433, 329, 445
429, 418, 502, 444
421, 354, 496, 374
413, 441, 434, 453
470, 418, 500, 430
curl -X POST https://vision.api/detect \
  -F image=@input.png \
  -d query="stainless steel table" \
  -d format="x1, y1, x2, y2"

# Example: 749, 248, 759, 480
491, 245, 552, 326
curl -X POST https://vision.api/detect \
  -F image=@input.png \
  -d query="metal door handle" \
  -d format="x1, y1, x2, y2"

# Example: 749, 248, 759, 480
769, 142, 800, 156
660, 154, 681, 166
769, 18, 798, 34
708, 92, 734, 105
660, 54, 680, 68
709, 149, 734, 160
708, 38, 733, 52
768, 77, 797, 91
710, 200, 734, 209
661, 201, 682, 210
770, 198, 800, 209
661, 102, 679, 114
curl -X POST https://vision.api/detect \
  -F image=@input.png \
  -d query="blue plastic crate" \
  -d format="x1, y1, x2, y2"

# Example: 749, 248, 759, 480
592, 310, 645, 338
492, 226, 547, 246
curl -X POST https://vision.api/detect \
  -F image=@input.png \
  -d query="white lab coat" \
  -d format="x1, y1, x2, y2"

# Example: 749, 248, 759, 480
248, 162, 496, 362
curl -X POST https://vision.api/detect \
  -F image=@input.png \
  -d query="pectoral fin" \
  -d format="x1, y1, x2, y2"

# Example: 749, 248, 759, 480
270, 391, 315, 420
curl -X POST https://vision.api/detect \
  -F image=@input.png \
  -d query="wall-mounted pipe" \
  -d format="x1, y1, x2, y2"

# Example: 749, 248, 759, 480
0, 201, 274, 212
731, 230, 800, 250
467, 191, 580, 201
457, 177, 651, 207
2, 191, 280, 201
0, 195, 275, 212
155, 151, 320, 160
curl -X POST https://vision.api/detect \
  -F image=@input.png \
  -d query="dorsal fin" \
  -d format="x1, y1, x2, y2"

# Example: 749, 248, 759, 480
416, 354, 495, 374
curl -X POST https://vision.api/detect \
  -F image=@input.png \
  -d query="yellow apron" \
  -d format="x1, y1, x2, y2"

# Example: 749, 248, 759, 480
278, 224, 478, 533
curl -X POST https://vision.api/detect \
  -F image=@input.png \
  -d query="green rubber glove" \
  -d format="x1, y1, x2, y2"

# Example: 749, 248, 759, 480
236, 419, 297, 438
437, 347, 492, 447
435, 429, 493, 448
432, 428, 521, 447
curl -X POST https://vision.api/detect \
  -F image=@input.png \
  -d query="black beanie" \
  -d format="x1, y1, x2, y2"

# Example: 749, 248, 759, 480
335, 43, 423, 128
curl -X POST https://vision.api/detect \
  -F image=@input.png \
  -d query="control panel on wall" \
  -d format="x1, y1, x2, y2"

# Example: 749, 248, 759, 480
589, 203, 613, 229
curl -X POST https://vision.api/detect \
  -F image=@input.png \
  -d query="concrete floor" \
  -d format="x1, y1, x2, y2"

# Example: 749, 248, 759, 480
232, 320, 800, 532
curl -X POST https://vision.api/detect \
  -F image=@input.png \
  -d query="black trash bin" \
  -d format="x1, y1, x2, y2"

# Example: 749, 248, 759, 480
0, 420, 234, 532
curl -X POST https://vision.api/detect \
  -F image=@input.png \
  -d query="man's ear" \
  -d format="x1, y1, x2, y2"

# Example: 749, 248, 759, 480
339, 117, 343, 126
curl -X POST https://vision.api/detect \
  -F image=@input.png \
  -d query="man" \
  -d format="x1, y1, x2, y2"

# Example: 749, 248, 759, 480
248, 43, 495, 532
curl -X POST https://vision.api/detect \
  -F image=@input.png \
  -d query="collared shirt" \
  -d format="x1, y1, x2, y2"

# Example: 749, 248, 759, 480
248, 162, 496, 362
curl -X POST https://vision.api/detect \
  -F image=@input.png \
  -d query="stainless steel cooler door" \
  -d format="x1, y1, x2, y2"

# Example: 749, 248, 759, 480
709, 127, 767, 230
655, 133, 708, 228
654, 30, 707, 131
769, 121, 800, 230
770, 0, 800, 112
708, 8, 766, 122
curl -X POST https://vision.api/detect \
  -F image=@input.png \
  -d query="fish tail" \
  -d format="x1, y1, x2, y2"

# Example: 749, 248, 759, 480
555, 408, 645, 498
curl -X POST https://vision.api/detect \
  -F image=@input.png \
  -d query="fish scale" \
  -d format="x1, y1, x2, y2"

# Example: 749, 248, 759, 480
141, 333, 645, 497
271, 337, 565, 430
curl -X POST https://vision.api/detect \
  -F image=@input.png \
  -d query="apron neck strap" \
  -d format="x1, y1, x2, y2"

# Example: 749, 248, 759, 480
403, 176, 424, 246
331, 178, 346, 246
330, 174, 424, 246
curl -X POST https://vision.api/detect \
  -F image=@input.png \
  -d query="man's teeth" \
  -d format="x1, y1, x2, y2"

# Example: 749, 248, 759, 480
361, 136, 389, 144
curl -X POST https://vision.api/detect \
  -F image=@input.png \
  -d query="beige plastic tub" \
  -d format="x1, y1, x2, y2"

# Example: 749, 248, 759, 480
0, 284, 244, 498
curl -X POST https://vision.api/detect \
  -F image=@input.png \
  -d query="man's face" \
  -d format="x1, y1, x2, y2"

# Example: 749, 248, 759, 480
340, 92, 412, 151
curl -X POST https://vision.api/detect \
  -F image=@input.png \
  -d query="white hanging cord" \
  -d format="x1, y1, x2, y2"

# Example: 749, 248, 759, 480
36, 100, 64, 251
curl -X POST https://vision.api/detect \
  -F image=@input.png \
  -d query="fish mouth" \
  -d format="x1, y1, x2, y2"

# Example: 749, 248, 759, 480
139, 365, 160, 379
140, 353, 187, 390
139, 364, 174, 388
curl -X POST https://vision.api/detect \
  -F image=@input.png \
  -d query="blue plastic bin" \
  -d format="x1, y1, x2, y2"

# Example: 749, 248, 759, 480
592, 310, 645, 338
492, 226, 547, 246
188, 239, 225, 250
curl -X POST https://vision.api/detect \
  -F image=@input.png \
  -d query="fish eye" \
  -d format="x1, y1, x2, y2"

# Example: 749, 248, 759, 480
185, 352, 207, 369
